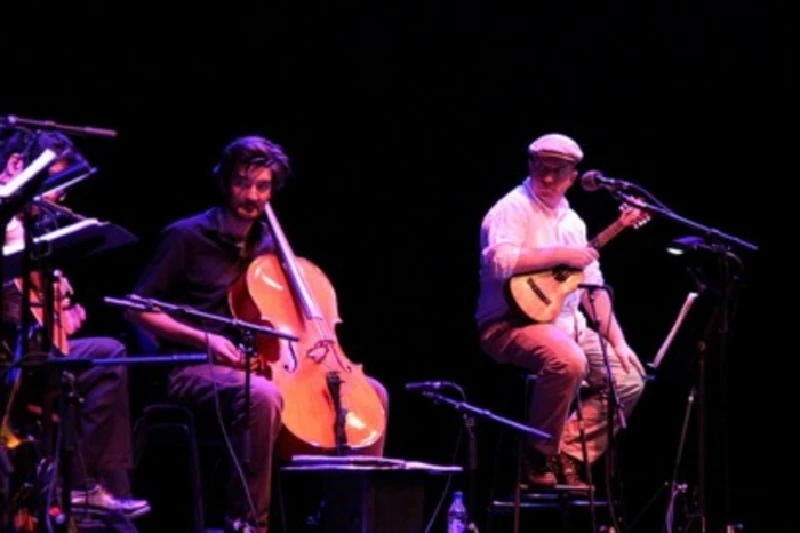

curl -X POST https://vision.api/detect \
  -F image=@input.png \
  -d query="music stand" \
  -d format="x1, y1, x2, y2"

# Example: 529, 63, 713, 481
2, 218, 138, 282
611, 189, 757, 532
625, 291, 701, 532
1, 216, 211, 532
0, 151, 86, 532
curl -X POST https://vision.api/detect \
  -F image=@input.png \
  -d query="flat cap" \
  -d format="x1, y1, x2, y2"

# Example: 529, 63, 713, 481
528, 133, 583, 163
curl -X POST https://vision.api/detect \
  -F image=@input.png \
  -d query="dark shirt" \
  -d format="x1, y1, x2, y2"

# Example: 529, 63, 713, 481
133, 207, 274, 352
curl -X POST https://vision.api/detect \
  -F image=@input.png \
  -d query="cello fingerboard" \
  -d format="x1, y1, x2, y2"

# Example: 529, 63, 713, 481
263, 202, 324, 320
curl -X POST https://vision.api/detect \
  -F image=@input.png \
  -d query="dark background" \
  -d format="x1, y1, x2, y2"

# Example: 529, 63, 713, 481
2, 1, 788, 532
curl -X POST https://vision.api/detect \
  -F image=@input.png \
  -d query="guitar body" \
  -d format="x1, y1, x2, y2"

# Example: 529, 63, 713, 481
504, 201, 651, 323
507, 267, 585, 323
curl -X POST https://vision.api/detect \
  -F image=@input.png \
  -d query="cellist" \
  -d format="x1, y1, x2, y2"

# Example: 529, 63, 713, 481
0, 127, 150, 516
126, 134, 389, 533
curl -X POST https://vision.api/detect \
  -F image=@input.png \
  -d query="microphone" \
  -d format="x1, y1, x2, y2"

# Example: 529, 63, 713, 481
405, 381, 456, 392
580, 169, 635, 192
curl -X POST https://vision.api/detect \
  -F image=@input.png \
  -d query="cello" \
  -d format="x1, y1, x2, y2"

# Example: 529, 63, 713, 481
228, 201, 386, 459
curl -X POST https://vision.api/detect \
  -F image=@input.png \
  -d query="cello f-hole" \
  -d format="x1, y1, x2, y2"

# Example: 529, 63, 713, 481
284, 343, 298, 372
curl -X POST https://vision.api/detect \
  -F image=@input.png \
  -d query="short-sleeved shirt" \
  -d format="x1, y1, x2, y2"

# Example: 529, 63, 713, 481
133, 206, 274, 352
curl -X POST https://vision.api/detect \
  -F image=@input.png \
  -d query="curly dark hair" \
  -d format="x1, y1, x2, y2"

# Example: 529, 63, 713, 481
212, 135, 291, 192
0, 127, 86, 169
0, 126, 33, 168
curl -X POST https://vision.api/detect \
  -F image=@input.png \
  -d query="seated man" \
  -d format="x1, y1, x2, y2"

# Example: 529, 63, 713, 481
476, 133, 645, 489
126, 134, 389, 532
0, 127, 150, 516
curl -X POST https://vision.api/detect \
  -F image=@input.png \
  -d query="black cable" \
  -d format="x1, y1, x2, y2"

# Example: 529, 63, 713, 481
207, 333, 258, 530
585, 286, 625, 532
422, 386, 467, 533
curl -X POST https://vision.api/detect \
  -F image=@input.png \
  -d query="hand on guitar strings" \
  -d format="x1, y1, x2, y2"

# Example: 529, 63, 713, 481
206, 332, 259, 371
563, 246, 599, 269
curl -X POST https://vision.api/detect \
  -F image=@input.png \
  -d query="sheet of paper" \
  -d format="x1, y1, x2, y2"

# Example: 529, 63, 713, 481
652, 291, 698, 369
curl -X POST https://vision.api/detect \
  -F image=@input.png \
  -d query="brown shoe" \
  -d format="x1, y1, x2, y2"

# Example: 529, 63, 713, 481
558, 452, 592, 491
523, 448, 559, 487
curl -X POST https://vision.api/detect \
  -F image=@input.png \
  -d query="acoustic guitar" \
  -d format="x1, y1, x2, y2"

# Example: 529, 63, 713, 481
506, 203, 650, 323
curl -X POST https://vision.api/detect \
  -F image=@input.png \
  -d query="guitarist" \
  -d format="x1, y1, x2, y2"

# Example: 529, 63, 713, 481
0, 127, 150, 517
476, 133, 645, 489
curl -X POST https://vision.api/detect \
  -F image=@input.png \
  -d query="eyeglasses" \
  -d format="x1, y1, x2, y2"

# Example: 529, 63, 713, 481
531, 159, 574, 180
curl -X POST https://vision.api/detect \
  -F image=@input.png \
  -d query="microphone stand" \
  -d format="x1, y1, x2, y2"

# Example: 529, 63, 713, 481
0, 150, 58, 532
580, 283, 625, 532
106, 295, 299, 530
611, 188, 757, 533
411, 387, 551, 533
0, 115, 118, 138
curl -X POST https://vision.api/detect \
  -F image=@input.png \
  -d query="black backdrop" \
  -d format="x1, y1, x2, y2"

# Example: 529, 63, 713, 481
2, 2, 788, 531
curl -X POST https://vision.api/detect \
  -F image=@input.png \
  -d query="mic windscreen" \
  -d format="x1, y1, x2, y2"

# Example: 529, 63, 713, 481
580, 170, 603, 192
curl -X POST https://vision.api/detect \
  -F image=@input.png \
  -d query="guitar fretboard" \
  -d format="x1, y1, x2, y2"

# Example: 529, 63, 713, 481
588, 219, 627, 250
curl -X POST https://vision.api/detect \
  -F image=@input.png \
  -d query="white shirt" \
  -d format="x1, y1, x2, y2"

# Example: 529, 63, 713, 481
475, 177, 604, 339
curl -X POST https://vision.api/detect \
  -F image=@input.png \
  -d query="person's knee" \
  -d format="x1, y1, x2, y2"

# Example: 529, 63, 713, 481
99, 338, 127, 358
96, 339, 128, 381
619, 370, 645, 404
250, 377, 284, 418
367, 377, 389, 414
544, 344, 587, 383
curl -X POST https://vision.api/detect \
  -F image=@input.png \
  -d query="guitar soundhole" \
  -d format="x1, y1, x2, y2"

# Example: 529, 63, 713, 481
553, 268, 571, 282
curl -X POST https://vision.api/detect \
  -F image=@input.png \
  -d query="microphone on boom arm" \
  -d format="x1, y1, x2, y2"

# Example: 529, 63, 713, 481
580, 169, 636, 193
405, 381, 466, 397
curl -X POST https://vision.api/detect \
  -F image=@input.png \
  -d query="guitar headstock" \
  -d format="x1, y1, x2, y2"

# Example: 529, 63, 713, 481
617, 199, 651, 230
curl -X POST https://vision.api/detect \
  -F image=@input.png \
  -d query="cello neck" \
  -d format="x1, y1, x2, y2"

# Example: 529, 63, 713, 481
262, 202, 324, 320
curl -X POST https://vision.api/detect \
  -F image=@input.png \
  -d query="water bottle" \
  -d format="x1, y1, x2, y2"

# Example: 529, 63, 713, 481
447, 490, 467, 533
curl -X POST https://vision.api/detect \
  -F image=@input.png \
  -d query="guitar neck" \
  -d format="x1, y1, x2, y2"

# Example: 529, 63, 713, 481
588, 219, 627, 250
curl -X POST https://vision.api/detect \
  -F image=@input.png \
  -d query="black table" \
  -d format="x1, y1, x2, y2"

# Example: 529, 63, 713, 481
280, 455, 462, 533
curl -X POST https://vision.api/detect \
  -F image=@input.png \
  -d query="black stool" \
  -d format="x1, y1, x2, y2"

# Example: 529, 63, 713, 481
487, 371, 596, 533
132, 404, 206, 533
